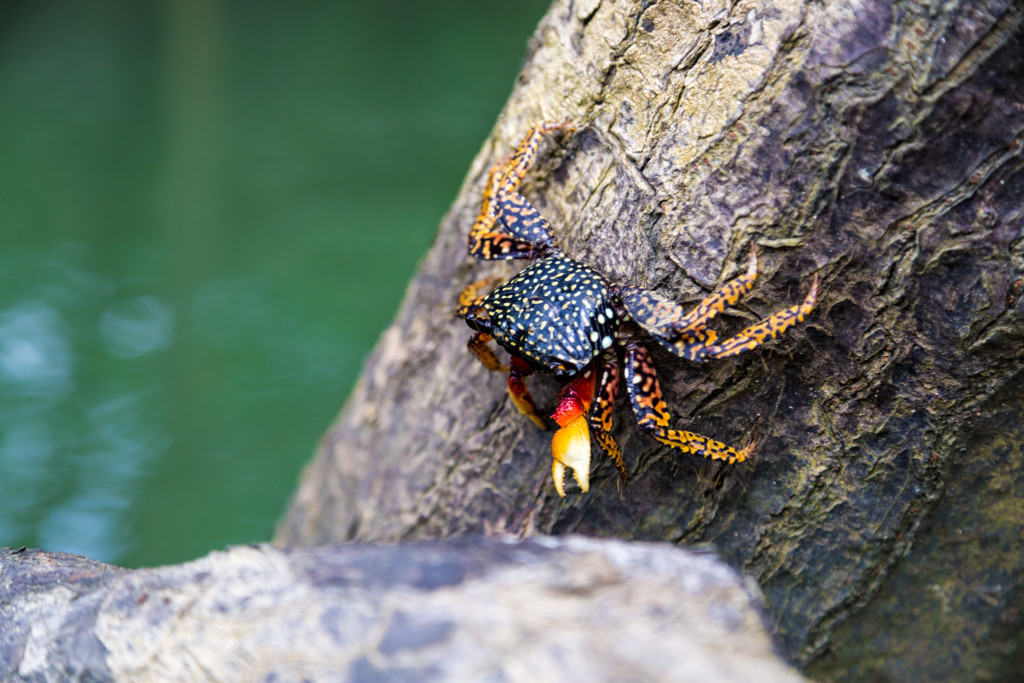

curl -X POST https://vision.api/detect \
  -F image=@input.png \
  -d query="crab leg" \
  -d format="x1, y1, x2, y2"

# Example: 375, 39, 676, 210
674, 249, 759, 333
468, 123, 574, 261
474, 155, 511, 235
587, 352, 628, 480
495, 122, 575, 198
618, 250, 761, 361
466, 332, 508, 373
464, 330, 548, 429
624, 341, 756, 464
550, 367, 597, 497
468, 157, 539, 260
704, 275, 820, 359
508, 356, 546, 430
495, 191, 557, 252
455, 276, 504, 318
618, 249, 758, 339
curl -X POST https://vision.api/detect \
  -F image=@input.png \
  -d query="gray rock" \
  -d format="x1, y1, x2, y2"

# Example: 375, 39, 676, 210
0, 537, 804, 682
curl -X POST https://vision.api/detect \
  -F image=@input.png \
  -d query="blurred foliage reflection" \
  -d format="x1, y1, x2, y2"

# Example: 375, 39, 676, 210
0, 0, 549, 567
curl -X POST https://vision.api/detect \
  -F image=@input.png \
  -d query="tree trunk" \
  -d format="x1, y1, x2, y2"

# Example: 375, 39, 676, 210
277, 0, 1024, 678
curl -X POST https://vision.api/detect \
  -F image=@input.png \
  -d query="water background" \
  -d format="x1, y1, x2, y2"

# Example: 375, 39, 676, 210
0, 0, 549, 567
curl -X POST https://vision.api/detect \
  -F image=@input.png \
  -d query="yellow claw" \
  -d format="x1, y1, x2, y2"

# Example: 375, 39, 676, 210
551, 413, 592, 497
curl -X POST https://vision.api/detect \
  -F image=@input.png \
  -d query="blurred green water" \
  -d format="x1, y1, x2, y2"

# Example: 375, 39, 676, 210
0, 0, 549, 567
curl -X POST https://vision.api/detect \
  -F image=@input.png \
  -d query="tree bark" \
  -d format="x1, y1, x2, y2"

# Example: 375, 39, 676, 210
277, 0, 1024, 678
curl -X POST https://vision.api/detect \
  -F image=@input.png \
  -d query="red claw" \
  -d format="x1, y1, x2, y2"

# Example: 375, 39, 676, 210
551, 370, 596, 427
550, 370, 597, 497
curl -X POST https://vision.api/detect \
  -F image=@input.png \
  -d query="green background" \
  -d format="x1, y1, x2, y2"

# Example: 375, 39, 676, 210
0, 0, 549, 568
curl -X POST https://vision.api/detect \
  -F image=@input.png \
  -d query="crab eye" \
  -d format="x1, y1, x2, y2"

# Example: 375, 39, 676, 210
464, 307, 492, 333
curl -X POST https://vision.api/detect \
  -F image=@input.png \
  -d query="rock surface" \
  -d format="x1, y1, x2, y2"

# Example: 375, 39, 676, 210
0, 537, 804, 682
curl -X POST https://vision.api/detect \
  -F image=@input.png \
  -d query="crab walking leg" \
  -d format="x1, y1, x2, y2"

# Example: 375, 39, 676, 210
468, 155, 540, 260
705, 275, 820, 360
508, 356, 546, 430
618, 249, 759, 341
455, 276, 505, 317
550, 368, 597, 497
467, 332, 509, 373
474, 155, 511, 234
624, 341, 756, 463
468, 121, 574, 260
674, 248, 759, 333
587, 353, 628, 480
495, 122, 575, 198
495, 191, 557, 251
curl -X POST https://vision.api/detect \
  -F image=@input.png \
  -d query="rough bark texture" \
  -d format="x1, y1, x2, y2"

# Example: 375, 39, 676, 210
277, 0, 1024, 678
0, 538, 804, 682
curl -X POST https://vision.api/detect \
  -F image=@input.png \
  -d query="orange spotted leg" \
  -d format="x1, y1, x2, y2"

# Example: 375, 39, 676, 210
468, 123, 574, 261
617, 250, 760, 361
465, 329, 548, 430
465, 329, 547, 429
455, 275, 504, 318
624, 340, 756, 464
468, 156, 538, 260
703, 275, 820, 359
494, 122, 575, 199
466, 332, 508, 373
495, 191, 557, 253
587, 353, 628, 480
619, 250, 819, 363
619, 250, 758, 340
473, 154, 512, 236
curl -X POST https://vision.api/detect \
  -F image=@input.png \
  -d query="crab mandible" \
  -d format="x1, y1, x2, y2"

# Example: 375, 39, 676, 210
456, 123, 819, 497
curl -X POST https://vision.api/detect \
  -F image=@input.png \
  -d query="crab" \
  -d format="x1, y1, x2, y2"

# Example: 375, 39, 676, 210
456, 123, 819, 497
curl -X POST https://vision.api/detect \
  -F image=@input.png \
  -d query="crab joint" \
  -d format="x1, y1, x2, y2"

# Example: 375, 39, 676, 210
550, 371, 596, 497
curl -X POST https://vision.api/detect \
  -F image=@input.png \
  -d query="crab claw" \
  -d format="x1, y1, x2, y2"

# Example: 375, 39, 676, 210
551, 414, 592, 497
549, 370, 597, 497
